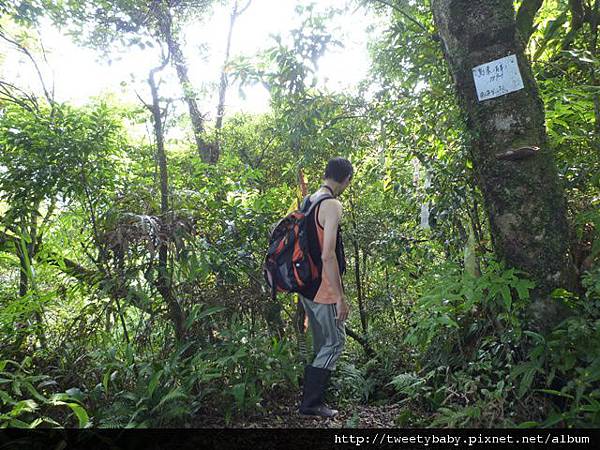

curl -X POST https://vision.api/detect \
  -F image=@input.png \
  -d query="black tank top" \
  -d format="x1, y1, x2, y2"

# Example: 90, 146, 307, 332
300, 195, 346, 300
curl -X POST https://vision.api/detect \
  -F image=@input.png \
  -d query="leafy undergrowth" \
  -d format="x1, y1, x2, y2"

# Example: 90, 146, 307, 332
3, 265, 600, 429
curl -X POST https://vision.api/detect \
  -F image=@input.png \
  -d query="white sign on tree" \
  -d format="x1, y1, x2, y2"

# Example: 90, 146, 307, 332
472, 54, 524, 102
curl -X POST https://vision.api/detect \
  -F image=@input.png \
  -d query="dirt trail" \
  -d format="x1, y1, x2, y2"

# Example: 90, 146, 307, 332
195, 403, 404, 428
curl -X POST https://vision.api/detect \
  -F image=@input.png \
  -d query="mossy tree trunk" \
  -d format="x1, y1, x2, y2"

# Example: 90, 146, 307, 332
431, 0, 577, 332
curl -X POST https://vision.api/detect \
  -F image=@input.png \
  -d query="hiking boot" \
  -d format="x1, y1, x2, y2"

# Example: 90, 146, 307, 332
299, 404, 339, 418
299, 365, 338, 418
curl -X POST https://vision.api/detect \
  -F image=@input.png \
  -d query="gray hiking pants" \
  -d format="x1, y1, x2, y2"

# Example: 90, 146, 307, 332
300, 296, 346, 370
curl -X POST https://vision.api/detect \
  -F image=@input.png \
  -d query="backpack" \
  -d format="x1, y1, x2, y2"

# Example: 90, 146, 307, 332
263, 194, 333, 301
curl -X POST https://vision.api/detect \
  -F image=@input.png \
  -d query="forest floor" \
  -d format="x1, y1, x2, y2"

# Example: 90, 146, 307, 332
194, 397, 404, 428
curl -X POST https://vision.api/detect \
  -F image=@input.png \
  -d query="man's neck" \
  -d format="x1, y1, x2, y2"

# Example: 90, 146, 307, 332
320, 184, 335, 197
319, 180, 340, 197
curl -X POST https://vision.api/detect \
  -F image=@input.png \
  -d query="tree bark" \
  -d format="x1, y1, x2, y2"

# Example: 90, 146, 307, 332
348, 198, 368, 336
345, 326, 376, 358
569, 0, 585, 31
431, 0, 577, 333
161, 10, 215, 164
149, 62, 185, 342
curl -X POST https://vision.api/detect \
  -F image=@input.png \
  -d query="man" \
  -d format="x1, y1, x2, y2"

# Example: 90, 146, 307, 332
298, 157, 353, 418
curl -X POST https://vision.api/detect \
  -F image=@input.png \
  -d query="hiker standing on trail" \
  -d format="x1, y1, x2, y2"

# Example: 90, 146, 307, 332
297, 157, 353, 418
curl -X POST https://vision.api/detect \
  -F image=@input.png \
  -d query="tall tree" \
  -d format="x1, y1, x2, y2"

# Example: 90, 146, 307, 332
215, 0, 252, 152
146, 56, 186, 342
431, 0, 577, 332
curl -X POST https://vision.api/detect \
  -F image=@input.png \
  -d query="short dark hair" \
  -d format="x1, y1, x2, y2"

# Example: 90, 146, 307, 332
324, 157, 353, 183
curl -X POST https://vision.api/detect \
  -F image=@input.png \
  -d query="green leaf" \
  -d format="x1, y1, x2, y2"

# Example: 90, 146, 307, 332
0, 389, 14, 405
523, 330, 545, 344
535, 389, 574, 400
579, 403, 600, 412
518, 367, 537, 399
28, 418, 43, 428
66, 403, 89, 428
517, 421, 539, 428
438, 315, 458, 328
195, 306, 227, 320
65, 387, 84, 403
151, 388, 187, 413
102, 371, 111, 394
49, 393, 71, 402
551, 288, 574, 300
533, 11, 568, 60
8, 417, 33, 428
232, 383, 246, 407
500, 285, 511, 310
514, 280, 533, 299
48, 399, 89, 427
10, 399, 38, 417
148, 370, 163, 397
542, 413, 565, 427
23, 382, 47, 403
12, 380, 22, 397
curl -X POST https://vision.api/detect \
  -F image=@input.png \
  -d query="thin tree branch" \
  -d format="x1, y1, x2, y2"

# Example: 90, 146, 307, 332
0, 28, 54, 105
35, 28, 55, 101
135, 89, 152, 111
0, 80, 39, 112
237, 0, 252, 16
369, 0, 431, 36
345, 326, 376, 358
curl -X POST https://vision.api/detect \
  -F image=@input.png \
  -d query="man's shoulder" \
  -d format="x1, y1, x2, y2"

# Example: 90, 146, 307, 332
319, 197, 342, 215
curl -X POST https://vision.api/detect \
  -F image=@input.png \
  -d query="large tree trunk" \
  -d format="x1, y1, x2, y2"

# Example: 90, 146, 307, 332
431, 0, 577, 333
149, 63, 185, 342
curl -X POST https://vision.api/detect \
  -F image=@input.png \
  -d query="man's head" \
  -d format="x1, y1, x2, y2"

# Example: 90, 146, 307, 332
323, 157, 353, 195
